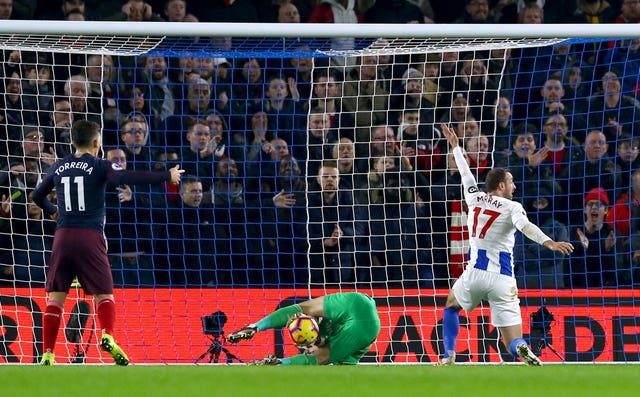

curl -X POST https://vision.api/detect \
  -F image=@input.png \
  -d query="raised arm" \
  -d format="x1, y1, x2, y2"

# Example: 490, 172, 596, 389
440, 123, 477, 200
108, 165, 184, 186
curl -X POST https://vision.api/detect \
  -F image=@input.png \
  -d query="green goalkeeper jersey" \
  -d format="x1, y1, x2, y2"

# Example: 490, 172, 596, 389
319, 292, 381, 364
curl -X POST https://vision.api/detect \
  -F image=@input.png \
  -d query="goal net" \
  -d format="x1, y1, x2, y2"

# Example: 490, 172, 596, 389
0, 22, 638, 364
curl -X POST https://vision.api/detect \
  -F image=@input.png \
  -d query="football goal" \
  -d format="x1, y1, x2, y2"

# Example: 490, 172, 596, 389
0, 20, 638, 364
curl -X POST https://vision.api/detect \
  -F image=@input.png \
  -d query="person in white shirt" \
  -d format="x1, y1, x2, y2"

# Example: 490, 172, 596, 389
438, 123, 573, 366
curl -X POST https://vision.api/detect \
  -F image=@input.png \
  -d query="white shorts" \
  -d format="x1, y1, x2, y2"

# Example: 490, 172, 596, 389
451, 267, 522, 327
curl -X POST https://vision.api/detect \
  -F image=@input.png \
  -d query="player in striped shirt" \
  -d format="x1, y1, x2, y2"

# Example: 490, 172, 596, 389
439, 123, 573, 366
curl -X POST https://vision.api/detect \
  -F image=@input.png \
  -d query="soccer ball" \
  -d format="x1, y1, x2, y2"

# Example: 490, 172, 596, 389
287, 315, 319, 346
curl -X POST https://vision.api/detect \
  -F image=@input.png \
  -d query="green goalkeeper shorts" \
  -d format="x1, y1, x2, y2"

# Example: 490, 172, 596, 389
323, 292, 381, 364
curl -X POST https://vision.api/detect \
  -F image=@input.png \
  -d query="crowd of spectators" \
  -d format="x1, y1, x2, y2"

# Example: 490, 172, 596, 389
1, 0, 640, 290
0, 1, 632, 25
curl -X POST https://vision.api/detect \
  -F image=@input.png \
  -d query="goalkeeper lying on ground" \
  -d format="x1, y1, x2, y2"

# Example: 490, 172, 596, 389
226, 292, 381, 365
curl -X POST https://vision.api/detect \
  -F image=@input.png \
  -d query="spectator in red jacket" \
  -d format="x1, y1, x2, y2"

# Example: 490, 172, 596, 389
308, 0, 374, 64
308, 0, 372, 23
607, 170, 640, 240
615, 0, 640, 23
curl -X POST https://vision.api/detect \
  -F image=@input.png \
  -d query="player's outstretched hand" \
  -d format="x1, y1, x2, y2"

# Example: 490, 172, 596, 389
169, 165, 185, 185
440, 123, 459, 149
544, 241, 574, 255
284, 311, 306, 327
226, 325, 257, 344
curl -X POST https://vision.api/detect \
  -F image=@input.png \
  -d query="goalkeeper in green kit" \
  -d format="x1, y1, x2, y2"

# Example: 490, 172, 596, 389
226, 292, 381, 365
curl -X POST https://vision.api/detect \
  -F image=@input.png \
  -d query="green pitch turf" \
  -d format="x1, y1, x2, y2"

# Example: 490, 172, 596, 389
4, 364, 638, 397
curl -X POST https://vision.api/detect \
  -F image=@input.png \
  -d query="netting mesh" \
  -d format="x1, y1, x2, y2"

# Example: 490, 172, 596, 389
0, 34, 165, 55
0, 33, 577, 57
0, 32, 639, 364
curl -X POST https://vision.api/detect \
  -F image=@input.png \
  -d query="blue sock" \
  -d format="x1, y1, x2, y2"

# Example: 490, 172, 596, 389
442, 307, 460, 358
509, 338, 527, 357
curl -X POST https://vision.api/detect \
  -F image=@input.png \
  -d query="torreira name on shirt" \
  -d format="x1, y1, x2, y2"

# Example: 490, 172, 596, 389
54, 161, 94, 176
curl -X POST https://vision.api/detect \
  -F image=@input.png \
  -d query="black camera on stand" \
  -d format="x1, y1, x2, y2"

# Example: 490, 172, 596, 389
529, 305, 564, 361
194, 311, 242, 364
202, 311, 227, 337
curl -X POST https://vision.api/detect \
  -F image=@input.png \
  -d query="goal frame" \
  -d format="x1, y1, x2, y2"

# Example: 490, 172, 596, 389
1, 20, 638, 365
0, 20, 638, 39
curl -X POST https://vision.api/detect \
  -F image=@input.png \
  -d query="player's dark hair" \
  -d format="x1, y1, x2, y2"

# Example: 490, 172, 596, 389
312, 67, 342, 83
485, 168, 510, 193
511, 122, 537, 146
319, 160, 338, 172
180, 175, 201, 189
71, 119, 101, 149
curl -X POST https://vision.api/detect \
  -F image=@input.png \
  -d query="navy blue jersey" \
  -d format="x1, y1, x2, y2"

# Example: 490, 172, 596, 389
33, 153, 171, 232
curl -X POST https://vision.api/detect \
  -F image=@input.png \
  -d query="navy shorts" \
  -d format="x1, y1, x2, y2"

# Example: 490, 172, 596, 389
46, 228, 113, 295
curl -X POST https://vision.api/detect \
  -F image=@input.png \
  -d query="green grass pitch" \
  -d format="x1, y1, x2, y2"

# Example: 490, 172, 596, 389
4, 364, 639, 397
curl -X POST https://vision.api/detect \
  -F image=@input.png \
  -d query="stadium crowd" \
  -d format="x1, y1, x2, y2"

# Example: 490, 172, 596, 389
1, 0, 640, 289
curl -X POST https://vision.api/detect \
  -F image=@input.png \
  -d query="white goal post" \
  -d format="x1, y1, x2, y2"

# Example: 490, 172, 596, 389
0, 21, 637, 57
0, 20, 639, 38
